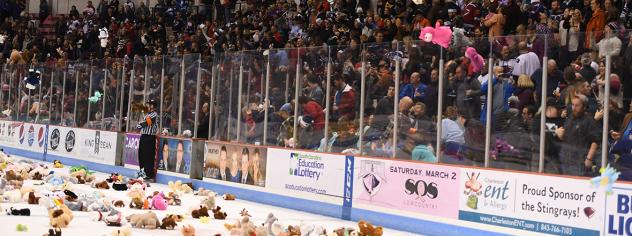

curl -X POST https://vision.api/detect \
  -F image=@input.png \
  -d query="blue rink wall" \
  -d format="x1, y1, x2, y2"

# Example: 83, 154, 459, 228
1, 121, 622, 236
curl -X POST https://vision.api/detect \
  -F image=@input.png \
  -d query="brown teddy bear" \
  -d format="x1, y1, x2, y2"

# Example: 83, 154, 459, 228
191, 206, 209, 219
48, 205, 74, 228
92, 180, 110, 189
223, 194, 236, 200
70, 169, 95, 184
212, 206, 227, 220
126, 211, 160, 229
181, 225, 196, 236
129, 197, 143, 209
28, 191, 40, 204
160, 216, 177, 230
357, 220, 383, 236
113, 200, 125, 208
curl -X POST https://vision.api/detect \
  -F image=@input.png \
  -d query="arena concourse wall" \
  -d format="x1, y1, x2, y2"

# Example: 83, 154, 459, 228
0, 120, 627, 236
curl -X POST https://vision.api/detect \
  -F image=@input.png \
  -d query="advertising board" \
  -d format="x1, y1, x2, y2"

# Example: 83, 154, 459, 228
459, 168, 603, 236
266, 148, 346, 201
47, 125, 117, 165
352, 158, 460, 219
203, 142, 267, 187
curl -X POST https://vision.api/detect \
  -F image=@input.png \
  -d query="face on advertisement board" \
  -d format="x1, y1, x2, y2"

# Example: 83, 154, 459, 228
159, 138, 191, 175
204, 143, 266, 187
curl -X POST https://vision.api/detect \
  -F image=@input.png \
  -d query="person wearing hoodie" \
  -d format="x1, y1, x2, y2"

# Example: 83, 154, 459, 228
480, 67, 514, 123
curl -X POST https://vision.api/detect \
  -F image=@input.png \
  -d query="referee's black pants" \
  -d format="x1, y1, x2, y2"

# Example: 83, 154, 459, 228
138, 134, 157, 179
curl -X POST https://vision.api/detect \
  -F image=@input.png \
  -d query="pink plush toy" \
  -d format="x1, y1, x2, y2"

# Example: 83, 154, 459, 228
465, 47, 485, 73
151, 192, 168, 210
418, 22, 453, 48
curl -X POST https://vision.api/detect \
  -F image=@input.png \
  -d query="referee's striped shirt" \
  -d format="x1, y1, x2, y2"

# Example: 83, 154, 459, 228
137, 111, 158, 135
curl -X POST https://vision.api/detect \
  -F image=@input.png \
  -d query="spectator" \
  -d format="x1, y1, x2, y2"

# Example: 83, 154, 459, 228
480, 68, 514, 122
556, 94, 600, 176
513, 41, 541, 77
298, 96, 325, 132
597, 22, 623, 58
304, 74, 324, 106
532, 59, 564, 100
579, 53, 598, 82
483, 4, 505, 41
333, 75, 356, 121
399, 72, 427, 102
586, 0, 606, 50
83, 1, 96, 16
516, 74, 536, 110
531, 98, 565, 174
450, 64, 481, 120
39, 0, 49, 22
409, 102, 434, 133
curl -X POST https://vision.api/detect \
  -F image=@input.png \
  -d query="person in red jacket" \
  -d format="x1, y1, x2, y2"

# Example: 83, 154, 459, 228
298, 96, 325, 131
333, 76, 357, 121
298, 96, 325, 149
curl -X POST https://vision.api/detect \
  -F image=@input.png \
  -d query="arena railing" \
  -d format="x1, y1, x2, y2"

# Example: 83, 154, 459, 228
0, 31, 625, 179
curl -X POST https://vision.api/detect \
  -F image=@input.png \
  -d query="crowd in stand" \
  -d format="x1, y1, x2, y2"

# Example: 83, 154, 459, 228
3, 0, 632, 178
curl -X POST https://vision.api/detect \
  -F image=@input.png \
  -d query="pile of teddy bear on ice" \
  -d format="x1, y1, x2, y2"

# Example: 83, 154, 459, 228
0, 150, 384, 236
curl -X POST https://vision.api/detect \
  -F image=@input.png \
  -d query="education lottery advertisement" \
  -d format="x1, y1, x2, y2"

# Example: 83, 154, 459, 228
352, 157, 460, 219
459, 168, 603, 236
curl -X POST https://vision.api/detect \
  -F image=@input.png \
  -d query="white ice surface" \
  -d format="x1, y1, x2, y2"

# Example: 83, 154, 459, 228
0, 156, 414, 236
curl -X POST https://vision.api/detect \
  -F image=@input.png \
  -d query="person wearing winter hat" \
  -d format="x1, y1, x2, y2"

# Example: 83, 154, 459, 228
597, 22, 622, 58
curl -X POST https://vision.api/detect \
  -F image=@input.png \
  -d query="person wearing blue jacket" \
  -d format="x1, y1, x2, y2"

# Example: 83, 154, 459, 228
399, 72, 427, 102
480, 72, 514, 123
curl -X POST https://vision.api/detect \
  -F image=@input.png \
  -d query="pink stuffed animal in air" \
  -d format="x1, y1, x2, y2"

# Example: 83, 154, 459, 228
465, 47, 485, 73
418, 22, 453, 48
151, 192, 168, 210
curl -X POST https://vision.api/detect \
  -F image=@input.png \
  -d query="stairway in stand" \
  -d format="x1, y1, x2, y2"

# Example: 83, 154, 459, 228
30, 13, 59, 41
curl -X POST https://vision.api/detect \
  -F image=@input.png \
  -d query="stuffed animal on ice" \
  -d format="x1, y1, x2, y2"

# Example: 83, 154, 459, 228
299, 223, 325, 236
91, 208, 124, 226
150, 192, 168, 210
98, 28, 109, 48
160, 216, 177, 230
181, 225, 195, 236
168, 180, 192, 193
70, 169, 95, 184
191, 205, 210, 219
224, 215, 257, 235
110, 227, 131, 236
48, 204, 74, 228
418, 22, 453, 48
357, 220, 383, 236
127, 178, 147, 190
465, 47, 485, 74
126, 211, 160, 229
24, 69, 41, 90
29, 165, 50, 180
200, 195, 215, 209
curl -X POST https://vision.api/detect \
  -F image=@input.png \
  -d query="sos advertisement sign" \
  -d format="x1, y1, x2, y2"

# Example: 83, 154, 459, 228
459, 169, 602, 236
352, 158, 460, 219
265, 148, 347, 203
47, 125, 117, 165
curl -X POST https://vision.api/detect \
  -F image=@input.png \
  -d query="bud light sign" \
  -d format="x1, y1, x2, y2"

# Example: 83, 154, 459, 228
606, 186, 632, 235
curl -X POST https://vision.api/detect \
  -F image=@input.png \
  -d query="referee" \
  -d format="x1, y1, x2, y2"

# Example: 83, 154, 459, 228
137, 99, 159, 182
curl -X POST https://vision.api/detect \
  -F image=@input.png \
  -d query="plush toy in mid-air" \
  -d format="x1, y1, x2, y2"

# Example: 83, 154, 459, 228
88, 91, 102, 104
465, 47, 485, 73
418, 22, 453, 48
98, 28, 109, 48
24, 69, 41, 90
